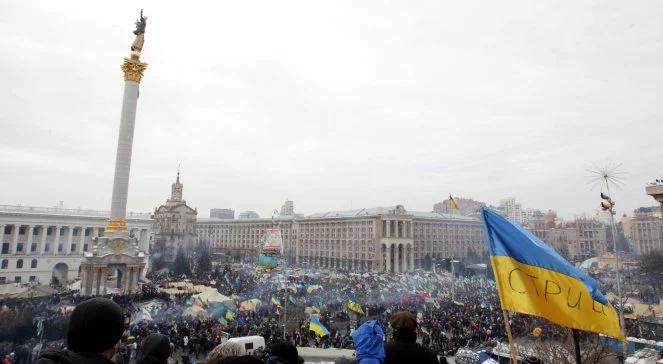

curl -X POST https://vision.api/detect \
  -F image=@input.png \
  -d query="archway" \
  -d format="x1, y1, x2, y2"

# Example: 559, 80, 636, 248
52, 262, 69, 286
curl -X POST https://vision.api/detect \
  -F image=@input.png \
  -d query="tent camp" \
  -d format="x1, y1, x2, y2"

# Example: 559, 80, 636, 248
192, 289, 233, 307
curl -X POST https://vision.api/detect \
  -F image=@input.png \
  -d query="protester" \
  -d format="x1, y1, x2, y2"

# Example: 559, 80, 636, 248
136, 333, 171, 364
265, 342, 299, 364
384, 311, 438, 364
36, 297, 125, 364
351, 320, 384, 364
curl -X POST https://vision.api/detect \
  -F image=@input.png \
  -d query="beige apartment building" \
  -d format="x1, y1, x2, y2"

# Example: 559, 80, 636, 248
622, 207, 663, 255
197, 205, 484, 273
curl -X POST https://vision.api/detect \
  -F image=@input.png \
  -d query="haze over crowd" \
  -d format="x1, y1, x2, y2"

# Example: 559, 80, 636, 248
1, 0, 662, 218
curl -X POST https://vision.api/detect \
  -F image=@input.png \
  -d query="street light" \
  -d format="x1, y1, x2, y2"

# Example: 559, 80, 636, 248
599, 191, 626, 341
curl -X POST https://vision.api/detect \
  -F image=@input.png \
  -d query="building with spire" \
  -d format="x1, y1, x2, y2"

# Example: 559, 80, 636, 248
151, 171, 198, 267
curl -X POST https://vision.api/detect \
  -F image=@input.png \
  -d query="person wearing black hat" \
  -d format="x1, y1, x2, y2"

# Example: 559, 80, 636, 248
36, 297, 126, 364
384, 311, 439, 364
136, 333, 171, 364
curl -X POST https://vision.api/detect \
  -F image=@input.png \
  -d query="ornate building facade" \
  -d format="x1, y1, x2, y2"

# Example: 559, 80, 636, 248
151, 172, 198, 265
0, 205, 151, 285
197, 205, 484, 272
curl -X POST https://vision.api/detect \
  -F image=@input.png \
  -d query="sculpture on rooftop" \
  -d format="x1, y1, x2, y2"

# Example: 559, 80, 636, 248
131, 9, 147, 54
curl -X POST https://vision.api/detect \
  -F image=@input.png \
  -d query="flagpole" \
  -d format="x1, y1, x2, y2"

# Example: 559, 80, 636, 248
572, 329, 582, 364
501, 309, 518, 364
603, 181, 627, 355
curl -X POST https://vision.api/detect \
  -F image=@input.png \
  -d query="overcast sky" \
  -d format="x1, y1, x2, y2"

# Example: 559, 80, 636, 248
0, 1, 661, 219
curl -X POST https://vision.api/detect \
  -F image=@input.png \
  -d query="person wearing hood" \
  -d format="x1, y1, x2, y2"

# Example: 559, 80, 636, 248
384, 311, 438, 364
36, 297, 126, 364
265, 342, 299, 364
351, 320, 385, 364
136, 333, 171, 364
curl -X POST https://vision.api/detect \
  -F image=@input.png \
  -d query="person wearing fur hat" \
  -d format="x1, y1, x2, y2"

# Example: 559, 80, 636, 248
384, 311, 439, 364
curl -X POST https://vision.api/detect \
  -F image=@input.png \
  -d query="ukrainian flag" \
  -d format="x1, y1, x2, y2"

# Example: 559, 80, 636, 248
346, 292, 365, 315
448, 195, 459, 209
482, 208, 623, 339
309, 314, 330, 337
225, 310, 236, 321
271, 294, 281, 307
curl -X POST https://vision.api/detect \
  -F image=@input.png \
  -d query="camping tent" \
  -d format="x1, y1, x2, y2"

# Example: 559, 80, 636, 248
192, 289, 233, 307
239, 298, 261, 312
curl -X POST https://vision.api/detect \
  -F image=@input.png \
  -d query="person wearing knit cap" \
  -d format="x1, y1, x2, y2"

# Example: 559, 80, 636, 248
36, 297, 126, 364
384, 311, 439, 364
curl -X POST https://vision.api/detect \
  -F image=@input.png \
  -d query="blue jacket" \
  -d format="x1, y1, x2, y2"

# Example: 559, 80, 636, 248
352, 320, 385, 364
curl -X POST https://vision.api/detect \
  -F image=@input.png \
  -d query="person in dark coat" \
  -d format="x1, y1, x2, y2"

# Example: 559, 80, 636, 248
384, 311, 439, 364
136, 333, 171, 364
36, 298, 125, 364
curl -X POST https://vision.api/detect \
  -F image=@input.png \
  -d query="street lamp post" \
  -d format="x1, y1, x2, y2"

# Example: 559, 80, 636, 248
600, 190, 626, 342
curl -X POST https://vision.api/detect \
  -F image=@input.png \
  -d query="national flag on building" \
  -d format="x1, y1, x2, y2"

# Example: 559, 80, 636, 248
481, 207, 624, 339
448, 195, 459, 209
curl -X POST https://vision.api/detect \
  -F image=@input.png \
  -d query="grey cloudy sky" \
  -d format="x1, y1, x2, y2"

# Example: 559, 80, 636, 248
0, 0, 661, 219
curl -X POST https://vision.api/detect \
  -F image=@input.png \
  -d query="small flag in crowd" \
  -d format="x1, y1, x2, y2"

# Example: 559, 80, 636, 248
309, 314, 330, 337
482, 207, 624, 339
346, 292, 365, 315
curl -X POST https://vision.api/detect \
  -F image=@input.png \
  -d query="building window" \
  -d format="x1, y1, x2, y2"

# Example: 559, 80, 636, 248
30, 259, 37, 268
83, 244, 88, 252
60, 229, 65, 236
16, 259, 23, 269
14, 276, 21, 283
45, 244, 50, 252
58, 244, 63, 252
3, 226, 10, 235
29, 276, 36, 282
47, 227, 53, 236
1, 243, 8, 254
0, 277, 5, 284
85, 228, 90, 237
70, 244, 76, 252
1, 260, 7, 269
16, 243, 23, 252
19, 227, 26, 235
31, 244, 37, 252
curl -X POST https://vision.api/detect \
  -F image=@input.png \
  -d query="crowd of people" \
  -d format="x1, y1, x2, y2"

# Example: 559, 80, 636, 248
0, 262, 642, 363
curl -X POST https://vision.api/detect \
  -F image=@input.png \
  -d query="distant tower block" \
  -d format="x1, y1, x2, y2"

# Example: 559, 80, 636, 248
646, 185, 663, 218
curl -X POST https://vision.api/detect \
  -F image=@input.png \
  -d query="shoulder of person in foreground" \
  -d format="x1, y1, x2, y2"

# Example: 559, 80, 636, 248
36, 348, 114, 364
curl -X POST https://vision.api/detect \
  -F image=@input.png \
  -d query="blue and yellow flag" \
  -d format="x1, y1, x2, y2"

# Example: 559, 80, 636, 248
346, 292, 365, 315
271, 294, 281, 307
309, 314, 330, 337
482, 208, 623, 339
448, 194, 459, 209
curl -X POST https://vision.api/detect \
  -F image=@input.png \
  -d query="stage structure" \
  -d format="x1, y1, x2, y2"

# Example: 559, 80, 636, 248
80, 11, 149, 295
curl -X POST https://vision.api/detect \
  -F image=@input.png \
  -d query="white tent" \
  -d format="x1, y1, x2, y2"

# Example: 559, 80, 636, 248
192, 289, 233, 306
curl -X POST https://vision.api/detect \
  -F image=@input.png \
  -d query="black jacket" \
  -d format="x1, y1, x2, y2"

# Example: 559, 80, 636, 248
384, 341, 439, 364
35, 349, 115, 364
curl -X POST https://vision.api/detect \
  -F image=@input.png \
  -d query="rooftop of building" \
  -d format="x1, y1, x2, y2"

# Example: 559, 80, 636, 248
0, 204, 151, 220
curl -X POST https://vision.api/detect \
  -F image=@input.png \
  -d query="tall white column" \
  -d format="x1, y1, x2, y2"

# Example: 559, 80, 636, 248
385, 220, 391, 238
40, 226, 48, 255
26, 225, 33, 255
79, 227, 86, 254
11, 225, 19, 254
402, 245, 407, 272
66, 227, 74, 254
0, 224, 4, 252
409, 243, 415, 272
394, 244, 400, 273
54, 226, 61, 254
386, 244, 391, 273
